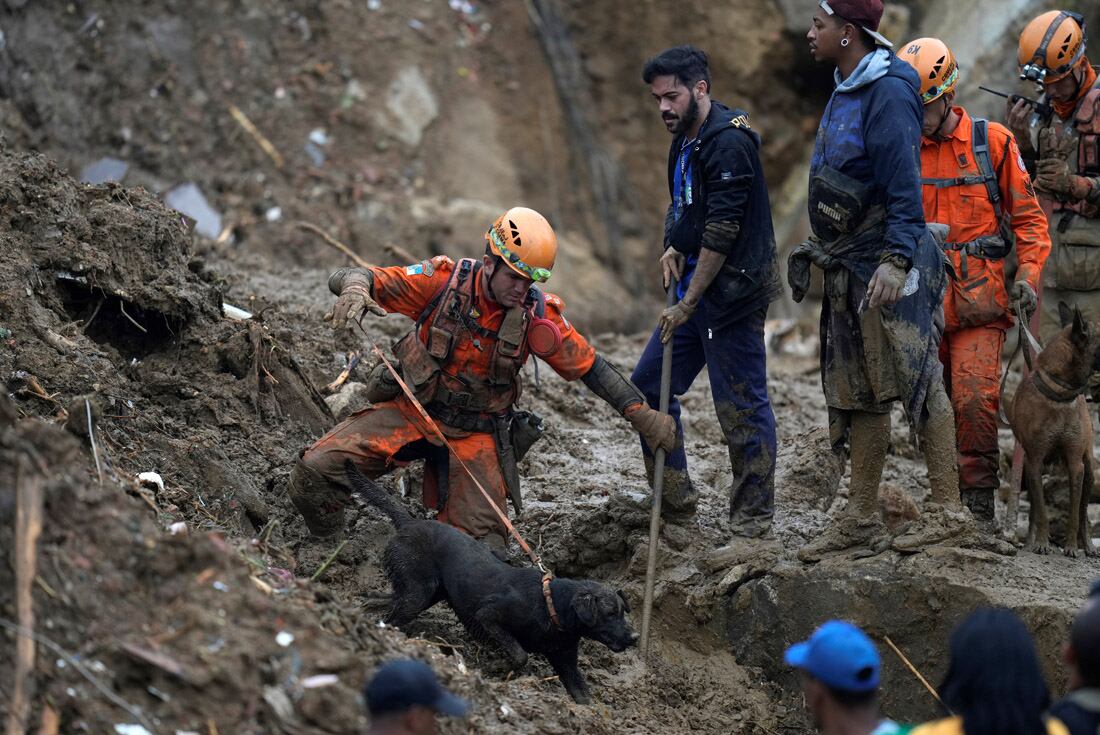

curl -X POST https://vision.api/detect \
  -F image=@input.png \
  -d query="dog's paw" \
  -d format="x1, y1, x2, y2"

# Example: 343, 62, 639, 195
1028, 542, 1052, 555
1064, 546, 1080, 559
1083, 541, 1100, 558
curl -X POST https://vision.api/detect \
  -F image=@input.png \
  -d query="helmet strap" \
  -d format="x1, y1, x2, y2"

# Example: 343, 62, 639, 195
930, 98, 954, 140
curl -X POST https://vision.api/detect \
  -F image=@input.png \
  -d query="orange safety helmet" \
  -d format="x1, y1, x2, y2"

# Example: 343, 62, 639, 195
898, 38, 959, 104
1018, 10, 1087, 83
485, 207, 557, 283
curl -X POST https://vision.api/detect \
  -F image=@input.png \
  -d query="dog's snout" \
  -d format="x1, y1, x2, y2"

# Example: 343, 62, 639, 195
628, 631, 640, 646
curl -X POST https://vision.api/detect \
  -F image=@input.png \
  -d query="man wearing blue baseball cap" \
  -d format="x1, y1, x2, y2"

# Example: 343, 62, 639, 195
364, 659, 469, 734
786, 620, 906, 735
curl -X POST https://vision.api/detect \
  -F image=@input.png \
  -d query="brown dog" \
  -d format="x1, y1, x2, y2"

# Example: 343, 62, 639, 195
1005, 304, 1099, 556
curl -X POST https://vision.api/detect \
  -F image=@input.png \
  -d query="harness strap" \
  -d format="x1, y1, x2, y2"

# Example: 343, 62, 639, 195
542, 573, 562, 630
921, 118, 1008, 240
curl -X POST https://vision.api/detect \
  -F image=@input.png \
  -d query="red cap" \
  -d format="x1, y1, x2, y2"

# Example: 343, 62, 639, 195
819, 0, 892, 47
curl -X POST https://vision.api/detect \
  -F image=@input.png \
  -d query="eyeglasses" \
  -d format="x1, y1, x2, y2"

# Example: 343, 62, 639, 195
488, 228, 552, 283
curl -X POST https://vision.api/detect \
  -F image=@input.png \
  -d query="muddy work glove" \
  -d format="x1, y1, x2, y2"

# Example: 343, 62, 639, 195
324, 270, 386, 329
866, 256, 908, 309
1010, 281, 1037, 319
659, 298, 696, 344
1035, 157, 1093, 200
624, 403, 677, 454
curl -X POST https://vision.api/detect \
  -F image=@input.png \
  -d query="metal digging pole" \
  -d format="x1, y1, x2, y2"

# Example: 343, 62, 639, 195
640, 280, 678, 663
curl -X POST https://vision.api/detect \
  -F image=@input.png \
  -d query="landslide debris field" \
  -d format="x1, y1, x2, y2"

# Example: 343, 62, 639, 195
5, 147, 1100, 735
5, 1, 1100, 734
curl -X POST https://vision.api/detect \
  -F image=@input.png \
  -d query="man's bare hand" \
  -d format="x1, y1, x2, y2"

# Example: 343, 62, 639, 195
1006, 98, 1032, 144
659, 247, 685, 289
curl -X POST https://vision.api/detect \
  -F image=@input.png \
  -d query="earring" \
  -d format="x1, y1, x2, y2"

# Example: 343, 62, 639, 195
841, 37, 850, 47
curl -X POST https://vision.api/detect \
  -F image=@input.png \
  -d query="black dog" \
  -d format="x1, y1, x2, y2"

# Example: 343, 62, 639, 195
346, 461, 637, 703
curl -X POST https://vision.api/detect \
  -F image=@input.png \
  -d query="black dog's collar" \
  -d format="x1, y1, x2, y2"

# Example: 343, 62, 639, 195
542, 573, 562, 630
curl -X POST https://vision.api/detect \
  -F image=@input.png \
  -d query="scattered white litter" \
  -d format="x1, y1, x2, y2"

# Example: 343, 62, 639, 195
221, 303, 253, 321
137, 471, 165, 494
264, 206, 283, 222
302, 674, 339, 689
164, 182, 223, 240
276, 630, 295, 647
169, 521, 188, 535
114, 725, 153, 735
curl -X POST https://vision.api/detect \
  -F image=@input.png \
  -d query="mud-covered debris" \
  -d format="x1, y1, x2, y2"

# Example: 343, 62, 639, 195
138, 471, 165, 494
63, 395, 101, 438
164, 182, 222, 239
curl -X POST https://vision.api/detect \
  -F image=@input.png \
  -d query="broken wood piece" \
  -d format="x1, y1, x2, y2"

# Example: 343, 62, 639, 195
295, 221, 374, 270
227, 104, 285, 168
7, 462, 43, 735
118, 641, 206, 686
324, 351, 360, 395
382, 242, 419, 265
37, 705, 60, 735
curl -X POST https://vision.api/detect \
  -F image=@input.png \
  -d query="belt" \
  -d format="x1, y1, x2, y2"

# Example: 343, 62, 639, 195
423, 401, 496, 433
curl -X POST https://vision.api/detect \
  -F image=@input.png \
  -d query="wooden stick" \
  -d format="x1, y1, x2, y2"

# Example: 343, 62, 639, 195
324, 351, 360, 395
7, 464, 43, 735
227, 104, 285, 168
883, 635, 951, 714
310, 539, 348, 582
295, 221, 374, 269
118, 301, 147, 333
86, 399, 102, 485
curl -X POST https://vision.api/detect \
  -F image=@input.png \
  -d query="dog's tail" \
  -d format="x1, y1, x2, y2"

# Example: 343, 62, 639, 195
344, 460, 412, 529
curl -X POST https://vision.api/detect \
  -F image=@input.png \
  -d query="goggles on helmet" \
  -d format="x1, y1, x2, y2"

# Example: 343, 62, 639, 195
488, 227, 552, 283
922, 64, 959, 104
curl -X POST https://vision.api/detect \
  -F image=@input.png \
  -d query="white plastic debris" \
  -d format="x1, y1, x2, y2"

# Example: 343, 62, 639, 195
308, 128, 329, 146
264, 206, 283, 222
114, 725, 153, 735
137, 472, 165, 494
169, 521, 188, 536
221, 303, 253, 321
499, 704, 513, 719
164, 182, 223, 240
301, 674, 339, 689
276, 630, 295, 647
80, 157, 129, 185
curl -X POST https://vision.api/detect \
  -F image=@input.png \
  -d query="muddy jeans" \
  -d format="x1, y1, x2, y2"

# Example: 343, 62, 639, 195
299, 397, 511, 542
631, 304, 776, 526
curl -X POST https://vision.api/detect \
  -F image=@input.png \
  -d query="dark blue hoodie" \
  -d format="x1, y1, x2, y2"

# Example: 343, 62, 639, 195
809, 49, 926, 262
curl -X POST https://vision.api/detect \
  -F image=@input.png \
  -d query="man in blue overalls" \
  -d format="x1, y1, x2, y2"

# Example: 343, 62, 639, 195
634, 45, 783, 538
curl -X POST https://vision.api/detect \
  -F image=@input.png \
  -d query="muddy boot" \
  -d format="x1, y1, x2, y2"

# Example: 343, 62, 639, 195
478, 532, 513, 564
798, 411, 890, 562
961, 487, 995, 528
644, 456, 698, 519
287, 459, 350, 537
891, 502, 974, 553
919, 380, 961, 507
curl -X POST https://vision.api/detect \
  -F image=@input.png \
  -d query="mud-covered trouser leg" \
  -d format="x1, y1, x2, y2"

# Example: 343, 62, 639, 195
919, 378, 962, 507
847, 410, 890, 516
702, 307, 777, 532
297, 401, 511, 542
631, 309, 708, 511
938, 326, 1002, 498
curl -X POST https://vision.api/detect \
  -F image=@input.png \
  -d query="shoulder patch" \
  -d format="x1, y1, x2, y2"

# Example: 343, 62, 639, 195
729, 114, 751, 129
1016, 151, 1027, 174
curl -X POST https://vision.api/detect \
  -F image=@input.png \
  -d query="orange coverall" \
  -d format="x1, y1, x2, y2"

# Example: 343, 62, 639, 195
920, 108, 1050, 491
301, 256, 596, 542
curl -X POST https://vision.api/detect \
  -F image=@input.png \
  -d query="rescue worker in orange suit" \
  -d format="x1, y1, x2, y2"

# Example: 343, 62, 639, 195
287, 207, 677, 548
1005, 11, 1100, 344
898, 39, 1050, 527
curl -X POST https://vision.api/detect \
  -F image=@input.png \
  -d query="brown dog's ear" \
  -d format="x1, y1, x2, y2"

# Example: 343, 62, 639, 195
617, 589, 631, 614
1059, 301, 1074, 329
1073, 307, 1090, 346
573, 593, 598, 626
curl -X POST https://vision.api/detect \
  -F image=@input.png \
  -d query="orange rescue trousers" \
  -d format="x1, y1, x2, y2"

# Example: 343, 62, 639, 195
938, 325, 1005, 491
300, 396, 510, 542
